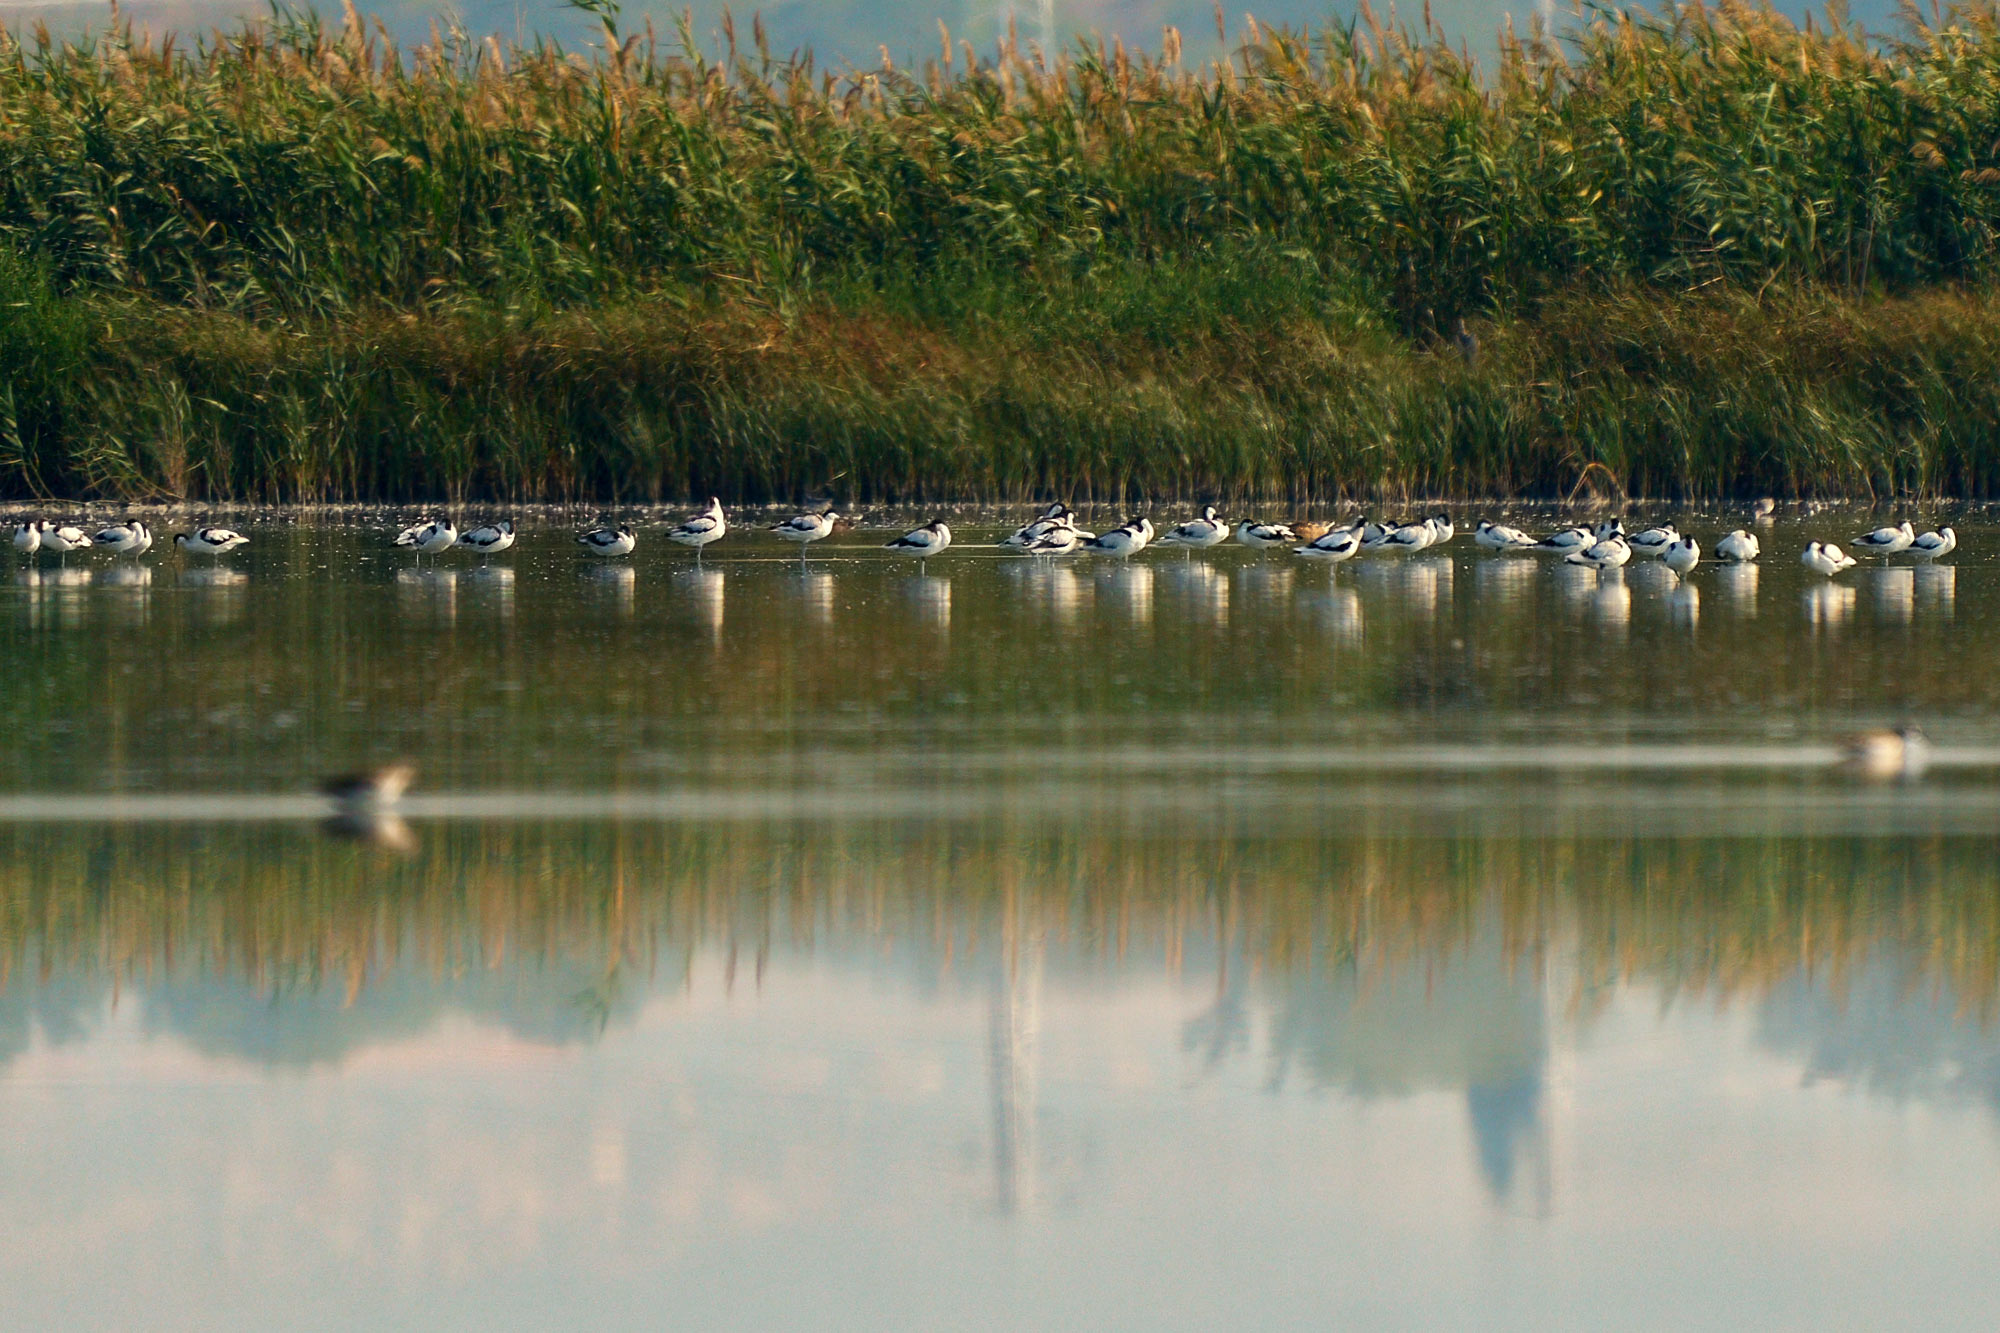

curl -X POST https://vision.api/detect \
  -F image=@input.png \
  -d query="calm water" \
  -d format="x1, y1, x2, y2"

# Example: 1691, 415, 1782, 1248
4, 510, 2000, 1329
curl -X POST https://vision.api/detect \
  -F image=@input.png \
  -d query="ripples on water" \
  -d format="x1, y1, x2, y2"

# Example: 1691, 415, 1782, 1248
2, 515, 1998, 1328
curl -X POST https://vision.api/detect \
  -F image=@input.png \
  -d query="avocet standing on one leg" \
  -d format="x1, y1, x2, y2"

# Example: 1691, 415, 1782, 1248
394, 518, 457, 564
886, 520, 951, 571
1802, 541, 1858, 576
13, 521, 42, 558
40, 523, 93, 565
175, 527, 249, 560
578, 523, 636, 558
1663, 535, 1700, 576
772, 507, 839, 560
1083, 518, 1154, 558
1851, 521, 1915, 557
668, 498, 727, 563
457, 520, 515, 560
1158, 506, 1228, 556
93, 520, 153, 557
1715, 529, 1761, 563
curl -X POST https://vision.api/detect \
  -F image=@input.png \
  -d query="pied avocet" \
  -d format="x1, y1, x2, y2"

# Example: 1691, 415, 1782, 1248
1474, 520, 1537, 551
1627, 524, 1678, 559
40, 524, 93, 564
1083, 518, 1152, 558
175, 527, 248, 559
1715, 530, 1761, 563
1909, 527, 1957, 561
1565, 536, 1631, 570
1802, 541, 1857, 576
1158, 506, 1228, 554
1427, 514, 1456, 544
1000, 504, 1072, 550
1663, 535, 1700, 575
457, 520, 515, 559
394, 518, 456, 563
578, 524, 636, 558
1026, 525, 1083, 557
886, 520, 951, 569
13, 521, 41, 557
668, 498, 727, 562
1851, 521, 1915, 556
1380, 519, 1435, 552
771, 508, 838, 559
93, 520, 152, 557
1534, 526, 1594, 555
1841, 725, 1930, 781
1236, 519, 1297, 549
1593, 518, 1627, 541
1295, 528, 1362, 564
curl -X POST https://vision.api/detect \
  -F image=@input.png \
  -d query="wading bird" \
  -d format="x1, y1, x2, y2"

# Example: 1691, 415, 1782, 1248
886, 520, 951, 570
772, 508, 839, 561
578, 524, 636, 558
175, 527, 249, 559
668, 498, 727, 563
1802, 541, 1857, 576
1715, 530, 1761, 563
458, 520, 515, 560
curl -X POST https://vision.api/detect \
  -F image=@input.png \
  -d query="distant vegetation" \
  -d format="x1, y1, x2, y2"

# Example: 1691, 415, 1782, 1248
5, 2, 2000, 501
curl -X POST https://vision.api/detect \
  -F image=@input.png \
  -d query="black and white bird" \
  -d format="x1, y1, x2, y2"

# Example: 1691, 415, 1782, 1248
174, 527, 248, 559
1627, 524, 1679, 559
1294, 527, 1362, 564
1715, 530, 1761, 563
93, 520, 152, 557
1533, 526, 1594, 555
1380, 519, 1436, 552
40, 524, 93, 564
12, 521, 41, 557
1426, 514, 1456, 544
1026, 525, 1084, 558
1000, 503, 1073, 550
1851, 521, 1915, 557
1802, 541, 1857, 576
1083, 518, 1155, 558
1593, 518, 1627, 542
1236, 519, 1298, 549
669, 498, 728, 561
886, 520, 951, 569
394, 519, 457, 563
1909, 527, 1957, 561
771, 508, 839, 559
457, 520, 515, 559
1663, 535, 1700, 576
578, 523, 636, 558
1474, 520, 1537, 551
1565, 535, 1632, 570
1158, 505, 1229, 554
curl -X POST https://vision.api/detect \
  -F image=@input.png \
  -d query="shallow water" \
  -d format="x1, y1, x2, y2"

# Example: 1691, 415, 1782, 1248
4, 512, 1999, 1329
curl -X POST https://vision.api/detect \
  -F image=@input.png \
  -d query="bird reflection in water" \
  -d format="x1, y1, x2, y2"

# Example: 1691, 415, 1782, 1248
1021, 563, 1087, 628
1667, 580, 1699, 630
1590, 571, 1632, 632
316, 763, 419, 853
1475, 556, 1535, 603
467, 564, 515, 620
1304, 585, 1363, 648
182, 565, 248, 627
905, 572, 950, 633
1233, 563, 1295, 606
589, 562, 639, 617
797, 567, 836, 627
677, 566, 723, 635
1713, 561, 1759, 616
395, 567, 458, 625
1165, 562, 1227, 629
1916, 563, 1955, 617
1804, 581, 1856, 629
1870, 566, 1914, 626
1099, 564, 1153, 627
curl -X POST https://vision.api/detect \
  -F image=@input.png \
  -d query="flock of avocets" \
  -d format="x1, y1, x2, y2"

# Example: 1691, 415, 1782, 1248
7, 500, 1962, 574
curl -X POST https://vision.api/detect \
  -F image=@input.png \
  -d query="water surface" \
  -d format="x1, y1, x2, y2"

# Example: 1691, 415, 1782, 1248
3, 510, 1998, 1329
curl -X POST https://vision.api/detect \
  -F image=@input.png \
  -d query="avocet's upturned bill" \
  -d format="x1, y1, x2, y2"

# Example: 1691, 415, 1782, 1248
458, 520, 516, 558
1627, 524, 1678, 559
174, 527, 248, 559
668, 498, 728, 561
1474, 520, 1537, 551
1159, 505, 1228, 552
1236, 519, 1297, 549
1851, 520, 1915, 556
1663, 535, 1700, 575
1565, 536, 1632, 570
1715, 529, 1761, 563
93, 520, 152, 557
1294, 528, 1362, 563
886, 520, 952, 568
40, 524, 93, 563
1000, 503, 1073, 550
1533, 526, 1594, 555
772, 508, 838, 558
11, 521, 39, 556
1909, 527, 1957, 561
1802, 541, 1858, 576
394, 518, 457, 562
577, 524, 636, 558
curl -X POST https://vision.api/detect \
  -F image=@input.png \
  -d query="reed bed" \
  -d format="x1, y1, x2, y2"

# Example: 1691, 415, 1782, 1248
6, 2, 2000, 500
